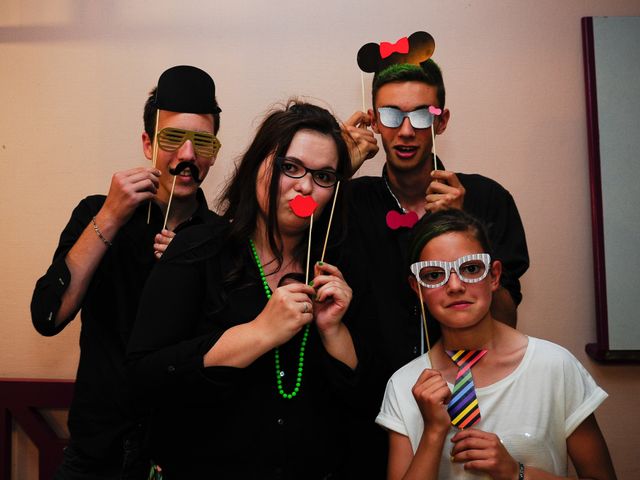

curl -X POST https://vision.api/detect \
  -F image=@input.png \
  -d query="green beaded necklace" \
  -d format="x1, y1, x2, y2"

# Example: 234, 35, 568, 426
249, 239, 310, 400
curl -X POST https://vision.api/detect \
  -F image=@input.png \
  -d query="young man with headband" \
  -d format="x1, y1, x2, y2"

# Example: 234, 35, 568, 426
343, 33, 529, 477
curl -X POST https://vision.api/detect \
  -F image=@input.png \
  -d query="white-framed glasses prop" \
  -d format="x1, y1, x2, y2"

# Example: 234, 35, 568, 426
377, 106, 435, 129
410, 253, 491, 288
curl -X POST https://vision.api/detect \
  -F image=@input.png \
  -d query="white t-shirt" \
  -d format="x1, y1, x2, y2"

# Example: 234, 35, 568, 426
376, 337, 607, 478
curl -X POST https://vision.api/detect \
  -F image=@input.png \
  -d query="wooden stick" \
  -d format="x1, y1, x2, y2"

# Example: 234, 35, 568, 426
431, 126, 437, 171
147, 110, 160, 224
417, 285, 432, 365
305, 213, 314, 285
162, 176, 177, 231
320, 181, 340, 263
361, 71, 366, 112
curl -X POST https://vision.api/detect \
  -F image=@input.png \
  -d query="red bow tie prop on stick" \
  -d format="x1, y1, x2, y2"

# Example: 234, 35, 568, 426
386, 210, 419, 230
380, 37, 409, 59
290, 195, 319, 285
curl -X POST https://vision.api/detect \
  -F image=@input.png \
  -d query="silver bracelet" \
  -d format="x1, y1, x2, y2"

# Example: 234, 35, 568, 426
91, 216, 112, 247
518, 462, 525, 480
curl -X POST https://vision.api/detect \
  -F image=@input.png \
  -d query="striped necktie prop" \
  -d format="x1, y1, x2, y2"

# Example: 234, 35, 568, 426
446, 349, 488, 429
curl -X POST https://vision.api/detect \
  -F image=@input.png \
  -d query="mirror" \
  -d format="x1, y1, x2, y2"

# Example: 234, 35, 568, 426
582, 16, 640, 363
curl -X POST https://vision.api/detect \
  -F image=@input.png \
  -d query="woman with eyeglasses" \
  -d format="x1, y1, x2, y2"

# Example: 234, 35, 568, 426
127, 100, 364, 478
377, 209, 616, 480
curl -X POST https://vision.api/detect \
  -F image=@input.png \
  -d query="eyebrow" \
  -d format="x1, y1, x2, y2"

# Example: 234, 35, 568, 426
378, 105, 433, 112
164, 127, 214, 135
282, 156, 337, 172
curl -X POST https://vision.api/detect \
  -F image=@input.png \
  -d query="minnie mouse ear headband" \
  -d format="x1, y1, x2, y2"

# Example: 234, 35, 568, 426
357, 31, 435, 74
155, 65, 222, 114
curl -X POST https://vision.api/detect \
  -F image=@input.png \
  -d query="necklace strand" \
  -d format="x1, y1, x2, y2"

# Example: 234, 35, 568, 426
249, 239, 309, 400
382, 157, 440, 214
382, 171, 407, 213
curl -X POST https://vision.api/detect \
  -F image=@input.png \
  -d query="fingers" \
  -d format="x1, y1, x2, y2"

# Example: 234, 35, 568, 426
412, 369, 450, 403
153, 229, 176, 259
102, 168, 161, 225
314, 279, 352, 305
115, 167, 161, 193
108, 167, 161, 201
425, 170, 465, 212
258, 284, 315, 347
430, 169, 463, 187
345, 110, 371, 128
450, 429, 518, 477
411, 369, 452, 430
348, 127, 378, 156
451, 429, 495, 453
279, 282, 315, 297
272, 284, 315, 320
313, 261, 343, 280
311, 263, 351, 304
343, 112, 379, 173
345, 125, 379, 155
300, 301, 313, 314
414, 367, 446, 385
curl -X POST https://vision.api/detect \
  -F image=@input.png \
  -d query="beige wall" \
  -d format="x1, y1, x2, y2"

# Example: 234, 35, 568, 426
1, 0, 639, 478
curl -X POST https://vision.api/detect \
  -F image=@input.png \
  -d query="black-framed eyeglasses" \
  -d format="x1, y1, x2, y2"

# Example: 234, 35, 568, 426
276, 157, 340, 188
157, 127, 221, 158
377, 106, 435, 129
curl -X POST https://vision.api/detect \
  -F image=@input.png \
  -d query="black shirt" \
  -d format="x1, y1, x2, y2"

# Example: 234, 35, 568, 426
31, 189, 218, 464
127, 222, 364, 479
345, 165, 529, 477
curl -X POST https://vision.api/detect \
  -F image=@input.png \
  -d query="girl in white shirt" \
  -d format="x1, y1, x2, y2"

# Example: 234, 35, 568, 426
376, 209, 616, 480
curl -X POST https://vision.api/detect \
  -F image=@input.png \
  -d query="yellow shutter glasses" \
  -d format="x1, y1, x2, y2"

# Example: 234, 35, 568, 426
157, 127, 221, 158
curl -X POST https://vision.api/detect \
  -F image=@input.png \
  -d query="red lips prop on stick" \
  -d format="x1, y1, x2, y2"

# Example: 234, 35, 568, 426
386, 210, 419, 230
290, 195, 318, 284
290, 195, 318, 218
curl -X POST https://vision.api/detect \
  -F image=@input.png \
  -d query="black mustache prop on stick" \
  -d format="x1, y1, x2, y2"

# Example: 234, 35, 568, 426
162, 161, 202, 230
169, 161, 203, 183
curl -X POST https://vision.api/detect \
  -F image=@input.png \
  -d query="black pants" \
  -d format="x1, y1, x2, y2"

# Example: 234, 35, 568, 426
53, 435, 148, 480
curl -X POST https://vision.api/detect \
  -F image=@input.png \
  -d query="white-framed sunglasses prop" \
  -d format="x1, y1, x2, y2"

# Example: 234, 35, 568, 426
410, 253, 491, 289
377, 106, 435, 129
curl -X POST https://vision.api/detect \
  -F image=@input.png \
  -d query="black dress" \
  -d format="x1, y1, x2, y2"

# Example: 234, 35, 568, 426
127, 222, 365, 479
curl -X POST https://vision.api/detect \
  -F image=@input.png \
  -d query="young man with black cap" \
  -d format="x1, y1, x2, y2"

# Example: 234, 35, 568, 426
31, 65, 222, 479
